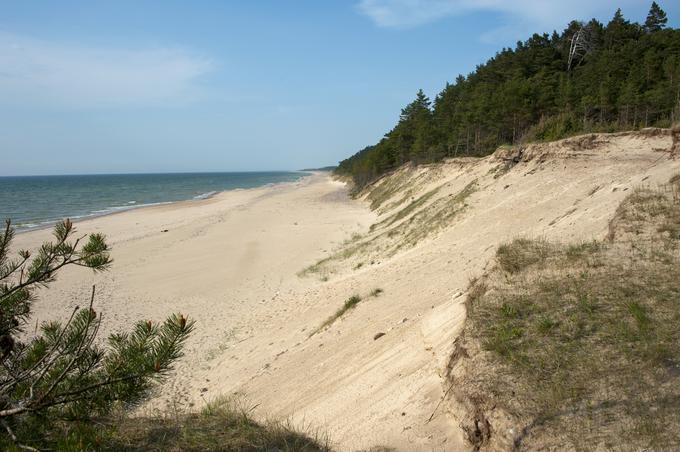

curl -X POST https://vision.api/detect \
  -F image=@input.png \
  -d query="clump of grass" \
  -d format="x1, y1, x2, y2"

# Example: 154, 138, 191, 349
298, 259, 328, 277
565, 240, 602, 260
453, 179, 680, 450
312, 295, 363, 336
495, 237, 552, 274
345, 295, 362, 306
370, 288, 383, 297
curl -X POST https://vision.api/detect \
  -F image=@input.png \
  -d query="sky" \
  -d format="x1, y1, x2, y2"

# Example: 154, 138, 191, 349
1, 1, 678, 176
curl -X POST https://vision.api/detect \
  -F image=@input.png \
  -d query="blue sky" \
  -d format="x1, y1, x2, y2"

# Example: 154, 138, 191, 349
1, 1, 678, 175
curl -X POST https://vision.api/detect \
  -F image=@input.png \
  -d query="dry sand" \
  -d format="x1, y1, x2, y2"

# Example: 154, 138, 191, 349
13, 129, 680, 451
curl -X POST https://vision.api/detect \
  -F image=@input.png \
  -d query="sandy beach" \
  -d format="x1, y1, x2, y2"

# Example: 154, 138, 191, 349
14, 172, 417, 449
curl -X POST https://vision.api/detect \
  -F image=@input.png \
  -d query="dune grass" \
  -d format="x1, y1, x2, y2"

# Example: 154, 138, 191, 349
365, 167, 416, 210
377, 186, 441, 229
4, 397, 330, 452
495, 237, 553, 274
302, 175, 478, 276
311, 289, 385, 336
105, 398, 330, 452
311, 295, 362, 336
454, 177, 680, 449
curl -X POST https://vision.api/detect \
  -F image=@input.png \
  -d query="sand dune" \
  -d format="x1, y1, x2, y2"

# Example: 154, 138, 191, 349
14, 129, 680, 451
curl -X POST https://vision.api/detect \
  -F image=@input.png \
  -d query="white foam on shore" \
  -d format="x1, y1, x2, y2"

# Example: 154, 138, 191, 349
16, 201, 173, 232
193, 191, 217, 200
13, 173, 313, 233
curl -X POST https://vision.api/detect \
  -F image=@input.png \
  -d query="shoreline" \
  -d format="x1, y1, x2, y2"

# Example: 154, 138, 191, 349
13, 172, 315, 234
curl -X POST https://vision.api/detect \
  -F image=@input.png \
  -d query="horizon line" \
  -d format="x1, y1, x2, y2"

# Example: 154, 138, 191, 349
0, 169, 325, 178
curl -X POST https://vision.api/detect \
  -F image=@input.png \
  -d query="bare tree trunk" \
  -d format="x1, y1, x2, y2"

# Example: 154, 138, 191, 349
583, 107, 587, 129
645, 107, 649, 127
466, 128, 470, 154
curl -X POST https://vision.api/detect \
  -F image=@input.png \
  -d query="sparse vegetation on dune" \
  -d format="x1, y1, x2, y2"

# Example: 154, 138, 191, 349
495, 237, 554, 274
449, 177, 680, 450
15, 397, 330, 452
608, 182, 680, 241
299, 176, 479, 277
311, 289, 385, 336
101, 397, 330, 452
369, 288, 383, 297
372, 178, 478, 255
379, 186, 441, 229
365, 167, 417, 209
311, 295, 362, 336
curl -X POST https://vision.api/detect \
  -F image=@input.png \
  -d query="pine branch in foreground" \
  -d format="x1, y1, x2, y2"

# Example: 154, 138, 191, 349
0, 219, 194, 450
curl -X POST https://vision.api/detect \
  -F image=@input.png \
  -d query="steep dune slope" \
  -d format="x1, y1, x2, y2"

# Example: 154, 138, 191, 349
239, 129, 679, 450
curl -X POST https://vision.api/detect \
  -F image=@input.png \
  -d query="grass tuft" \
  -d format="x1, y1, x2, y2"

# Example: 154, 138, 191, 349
496, 238, 552, 274
311, 295, 363, 336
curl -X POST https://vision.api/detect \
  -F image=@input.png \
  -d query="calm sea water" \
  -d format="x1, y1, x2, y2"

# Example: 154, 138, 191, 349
0, 172, 308, 230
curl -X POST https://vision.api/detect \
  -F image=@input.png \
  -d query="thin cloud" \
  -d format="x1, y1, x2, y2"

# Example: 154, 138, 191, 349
0, 32, 214, 108
357, 0, 640, 38
356, 0, 462, 28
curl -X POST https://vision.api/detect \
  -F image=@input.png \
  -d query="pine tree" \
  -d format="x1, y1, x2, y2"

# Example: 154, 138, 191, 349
605, 8, 639, 50
0, 219, 193, 450
391, 90, 433, 164
644, 2, 668, 33
336, 6, 679, 189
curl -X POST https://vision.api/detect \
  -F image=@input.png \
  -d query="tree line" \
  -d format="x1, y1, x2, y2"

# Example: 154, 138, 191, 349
337, 3, 679, 188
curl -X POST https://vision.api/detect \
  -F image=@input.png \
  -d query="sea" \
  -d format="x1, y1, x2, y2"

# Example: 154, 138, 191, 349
0, 172, 308, 231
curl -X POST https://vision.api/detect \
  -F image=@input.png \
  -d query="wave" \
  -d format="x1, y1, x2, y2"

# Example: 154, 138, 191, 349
7, 172, 308, 232
16, 201, 173, 231
193, 191, 218, 200
92, 201, 173, 215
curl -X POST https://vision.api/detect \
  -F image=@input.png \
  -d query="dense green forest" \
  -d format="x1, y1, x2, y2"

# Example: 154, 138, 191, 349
337, 3, 680, 188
